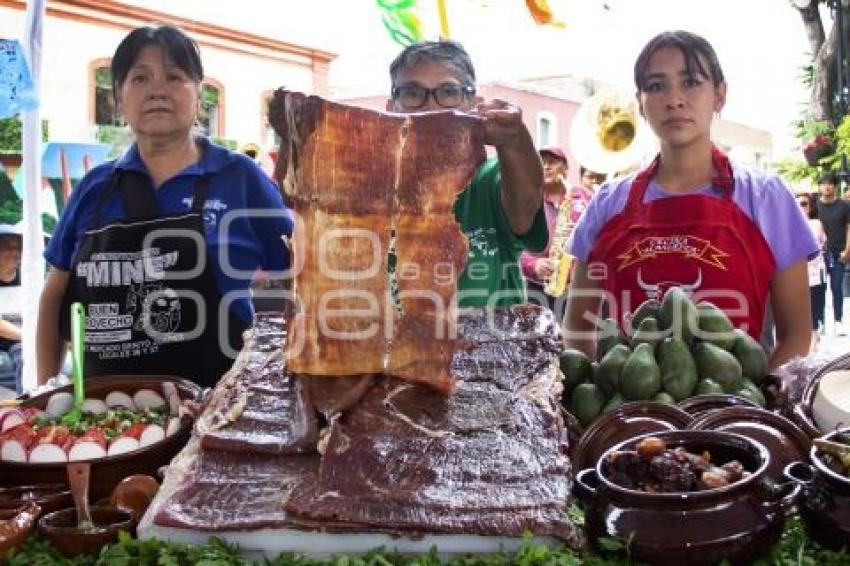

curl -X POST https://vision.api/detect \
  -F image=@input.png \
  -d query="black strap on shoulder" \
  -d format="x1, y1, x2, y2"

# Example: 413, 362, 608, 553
120, 170, 159, 221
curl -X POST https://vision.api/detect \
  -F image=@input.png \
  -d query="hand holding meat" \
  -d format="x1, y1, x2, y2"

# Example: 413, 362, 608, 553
473, 99, 528, 150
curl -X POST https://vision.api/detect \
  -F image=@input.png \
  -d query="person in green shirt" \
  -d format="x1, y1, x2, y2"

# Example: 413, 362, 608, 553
386, 40, 548, 308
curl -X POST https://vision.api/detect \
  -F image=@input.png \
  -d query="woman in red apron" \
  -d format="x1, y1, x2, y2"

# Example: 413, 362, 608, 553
564, 31, 816, 370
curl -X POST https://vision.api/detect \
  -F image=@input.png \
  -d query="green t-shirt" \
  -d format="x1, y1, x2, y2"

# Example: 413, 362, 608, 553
453, 157, 548, 307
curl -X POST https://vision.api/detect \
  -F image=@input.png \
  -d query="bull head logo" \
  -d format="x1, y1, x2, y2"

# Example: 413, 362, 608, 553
636, 268, 703, 302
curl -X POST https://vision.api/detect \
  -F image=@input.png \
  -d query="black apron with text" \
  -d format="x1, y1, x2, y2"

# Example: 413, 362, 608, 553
60, 171, 245, 388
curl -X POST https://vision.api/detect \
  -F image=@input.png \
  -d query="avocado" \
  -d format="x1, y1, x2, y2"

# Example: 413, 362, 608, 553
658, 286, 699, 343
731, 329, 768, 384
652, 391, 676, 405
735, 386, 766, 407
738, 379, 766, 407
658, 337, 698, 401
596, 317, 628, 361
570, 383, 606, 426
594, 344, 631, 397
620, 342, 662, 401
559, 349, 593, 396
695, 378, 724, 395
603, 393, 625, 412
631, 316, 666, 352
696, 302, 736, 350
629, 299, 661, 335
692, 342, 743, 393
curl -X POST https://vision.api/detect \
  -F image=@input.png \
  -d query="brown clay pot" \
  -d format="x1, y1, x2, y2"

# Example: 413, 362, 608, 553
791, 353, 850, 438
784, 428, 850, 551
0, 484, 71, 517
38, 505, 133, 557
0, 376, 201, 500
573, 430, 798, 565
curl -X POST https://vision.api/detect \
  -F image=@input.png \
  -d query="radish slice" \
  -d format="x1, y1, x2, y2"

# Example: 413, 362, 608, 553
45, 392, 74, 417
21, 407, 47, 420
68, 441, 108, 461
165, 417, 181, 437
139, 424, 165, 447
0, 439, 27, 462
105, 391, 135, 409
82, 398, 108, 415
29, 443, 68, 463
133, 389, 165, 410
107, 436, 139, 457
0, 410, 25, 432
161, 382, 181, 416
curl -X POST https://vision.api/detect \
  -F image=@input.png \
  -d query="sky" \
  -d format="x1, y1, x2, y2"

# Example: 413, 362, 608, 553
126, 0, 820, 158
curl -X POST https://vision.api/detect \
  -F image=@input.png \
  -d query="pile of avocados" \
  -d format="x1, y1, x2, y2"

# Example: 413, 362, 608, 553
562, 286, 769, 426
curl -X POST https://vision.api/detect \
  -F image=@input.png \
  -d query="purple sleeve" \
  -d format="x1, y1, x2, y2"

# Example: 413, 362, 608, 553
733, 171, 819, 272
567, 177, 632, 262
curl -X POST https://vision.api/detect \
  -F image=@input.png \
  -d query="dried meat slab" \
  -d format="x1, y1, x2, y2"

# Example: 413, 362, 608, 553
195, 315, 317, 455
273, 90, 485, 394
154, 440, 319, 531
284, 372, 581, 547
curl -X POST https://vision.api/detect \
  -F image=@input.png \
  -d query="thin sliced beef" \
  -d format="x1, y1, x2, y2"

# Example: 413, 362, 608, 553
195, 316, 318, 455
155, 446, 319, 531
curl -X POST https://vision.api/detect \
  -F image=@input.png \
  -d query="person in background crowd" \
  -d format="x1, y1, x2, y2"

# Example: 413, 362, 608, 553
0, 225, 22, 393
564, 30, 816, 369
798, 192, 827, 350
37, 25, 292, 388
816, 171, 850, 336
579, 166, 607, 193
386, 40, 547, 307
520, 147, 592, 319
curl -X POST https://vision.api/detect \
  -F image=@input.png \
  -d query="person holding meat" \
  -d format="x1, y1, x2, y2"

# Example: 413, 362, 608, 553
36, 25, 292, 388
563, 30, 816, 370
386, 40, 548, 308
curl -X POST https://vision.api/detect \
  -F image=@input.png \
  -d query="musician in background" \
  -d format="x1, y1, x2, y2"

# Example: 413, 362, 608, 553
520, 147, 592, 319
579, 166, 607, 193
387, 40, 547, 308
563, 30, 814, 369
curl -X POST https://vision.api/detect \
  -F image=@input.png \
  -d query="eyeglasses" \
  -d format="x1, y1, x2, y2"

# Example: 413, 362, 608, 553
391, 83, 475, 110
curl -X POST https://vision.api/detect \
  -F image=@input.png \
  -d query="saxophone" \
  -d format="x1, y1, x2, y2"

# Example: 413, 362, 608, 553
543, 184, 576, 297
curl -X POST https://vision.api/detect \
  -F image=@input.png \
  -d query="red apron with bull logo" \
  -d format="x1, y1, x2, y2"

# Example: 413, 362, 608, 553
587, 147, 776, 339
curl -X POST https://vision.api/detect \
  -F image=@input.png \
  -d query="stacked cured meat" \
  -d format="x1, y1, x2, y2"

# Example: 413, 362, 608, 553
275, 91, 485, 394
140, 307, 584, 553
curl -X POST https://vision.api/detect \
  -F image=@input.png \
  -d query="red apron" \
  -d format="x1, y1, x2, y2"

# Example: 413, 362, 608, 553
587, 147, 775, 339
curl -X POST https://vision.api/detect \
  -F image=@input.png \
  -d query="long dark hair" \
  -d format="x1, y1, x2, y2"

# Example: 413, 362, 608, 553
634, 30, 724, 92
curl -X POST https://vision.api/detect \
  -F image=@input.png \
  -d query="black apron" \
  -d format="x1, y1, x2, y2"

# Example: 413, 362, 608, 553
60, 170, 245, 388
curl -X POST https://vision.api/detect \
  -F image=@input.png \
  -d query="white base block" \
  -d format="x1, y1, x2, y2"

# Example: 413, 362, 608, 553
138, 518, 559, 558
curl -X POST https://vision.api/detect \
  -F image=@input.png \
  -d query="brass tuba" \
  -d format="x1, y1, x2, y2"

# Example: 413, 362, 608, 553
569, 89, 652, 176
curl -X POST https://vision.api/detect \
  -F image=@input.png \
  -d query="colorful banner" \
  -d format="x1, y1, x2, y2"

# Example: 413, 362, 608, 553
0, 39, 38, 119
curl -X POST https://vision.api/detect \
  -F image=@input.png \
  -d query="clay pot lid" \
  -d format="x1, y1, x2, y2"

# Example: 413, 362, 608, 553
110, 475, 159, 522
676, 394, 760, 418
572, 401, 693, 472
687, 406, 811, 482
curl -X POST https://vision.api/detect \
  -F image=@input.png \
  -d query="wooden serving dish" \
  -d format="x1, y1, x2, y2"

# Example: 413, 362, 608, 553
0, 376, 201, 500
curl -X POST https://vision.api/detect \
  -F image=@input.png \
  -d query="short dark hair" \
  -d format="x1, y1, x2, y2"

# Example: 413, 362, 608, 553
818, 171, 839, 186
389, 40, 476, 90
634, 31, 724, 92
111, 25, 203, 100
